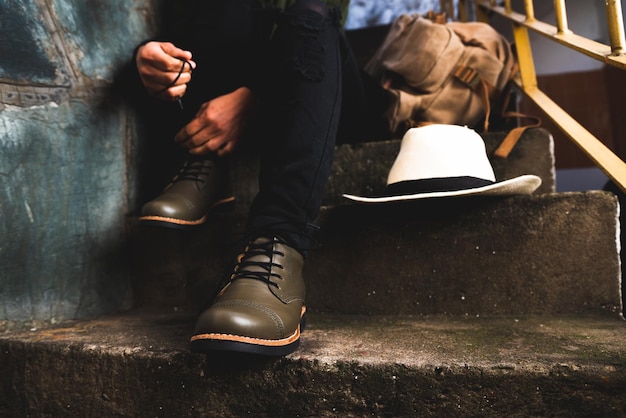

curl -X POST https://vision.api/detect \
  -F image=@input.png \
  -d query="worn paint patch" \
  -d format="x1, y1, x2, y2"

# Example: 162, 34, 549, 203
0, 100, 132, 321
0, 0, 68, 85
51, 0, 158, 81
0, 1, 160, 323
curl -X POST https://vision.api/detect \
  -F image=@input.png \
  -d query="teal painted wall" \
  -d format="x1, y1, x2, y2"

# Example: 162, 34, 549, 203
0, 0, 160, 324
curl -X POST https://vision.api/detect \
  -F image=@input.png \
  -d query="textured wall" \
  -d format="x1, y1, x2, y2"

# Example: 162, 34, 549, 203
345, 0, 452, 29
0, 0, 159, 324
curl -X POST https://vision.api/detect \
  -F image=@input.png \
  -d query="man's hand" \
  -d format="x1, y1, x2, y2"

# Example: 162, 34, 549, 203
175, 87, 257, 157
136, 41, 196, 100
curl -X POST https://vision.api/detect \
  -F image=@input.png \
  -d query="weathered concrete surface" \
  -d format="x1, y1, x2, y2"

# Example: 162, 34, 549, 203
0, 0, 159, 323
307, 191, 621, 316
129, 191, 621, 317
1, 311, 625, 417
0, 0, 158, 88
0, 0, 69, 86
0, 98, 134, 323
485, 128, 555, 194
50, 0, 159, 83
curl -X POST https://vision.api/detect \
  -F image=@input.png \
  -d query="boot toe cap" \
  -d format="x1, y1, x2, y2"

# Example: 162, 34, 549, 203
140, 194, 198, 221
194, 300, 287, 341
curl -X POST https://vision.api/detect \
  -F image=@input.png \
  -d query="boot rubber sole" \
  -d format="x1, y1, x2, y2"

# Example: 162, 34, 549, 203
139, 196, 235, 230
189, 306, 306, 357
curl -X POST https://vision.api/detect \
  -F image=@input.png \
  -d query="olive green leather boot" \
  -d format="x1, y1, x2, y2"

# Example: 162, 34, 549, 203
140, 157, 234, 229
191, 236, 306, 356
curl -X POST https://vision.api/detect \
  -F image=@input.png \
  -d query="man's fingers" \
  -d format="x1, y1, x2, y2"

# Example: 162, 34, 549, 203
164, 67, 192, 87
147, 68, 191, 87
136, 41, 197, 100
160, 42, 193, 63
160, 84, 189, 101
177, 127, 228, 154
141, 42, 195, 74
145, 62, 193, 98
175, 121, 209, 145
216, 141, 235, 157
188, 138, 232, 156
159, 48, 196, 75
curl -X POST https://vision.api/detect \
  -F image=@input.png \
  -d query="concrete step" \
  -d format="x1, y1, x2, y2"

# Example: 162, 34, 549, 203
130, 191, 621, 317
1, 311, 625, 417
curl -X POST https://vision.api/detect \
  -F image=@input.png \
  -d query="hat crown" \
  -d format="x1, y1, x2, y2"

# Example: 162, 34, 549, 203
387, 124, 496, 185
342, 123, 541, 203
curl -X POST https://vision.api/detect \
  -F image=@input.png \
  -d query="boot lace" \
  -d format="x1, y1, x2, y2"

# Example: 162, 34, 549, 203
229, 237, 287, 287
172, 158, 211, 184
155, 58, 191, 110
221, 222, 319, 291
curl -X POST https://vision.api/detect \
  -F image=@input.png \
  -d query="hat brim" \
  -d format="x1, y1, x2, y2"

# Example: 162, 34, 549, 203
343, 175, 542, 203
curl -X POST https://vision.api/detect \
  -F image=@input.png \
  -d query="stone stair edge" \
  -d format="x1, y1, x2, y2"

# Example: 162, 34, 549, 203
1, 311, 625, 417
2, 310, 625, 368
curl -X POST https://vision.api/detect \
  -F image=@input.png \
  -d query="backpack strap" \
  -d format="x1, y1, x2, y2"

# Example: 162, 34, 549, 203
493, 111, 542, 158
453, 65, 493, 133
425, 10, 447, 24
492, 63, 543, 158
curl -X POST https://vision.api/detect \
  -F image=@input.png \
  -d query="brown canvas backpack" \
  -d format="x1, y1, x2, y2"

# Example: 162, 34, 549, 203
365, 13, 537, 156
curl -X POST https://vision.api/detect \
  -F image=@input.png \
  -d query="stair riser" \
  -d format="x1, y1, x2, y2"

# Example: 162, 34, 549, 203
130, 192, 621, 316
307, 192, 621, 315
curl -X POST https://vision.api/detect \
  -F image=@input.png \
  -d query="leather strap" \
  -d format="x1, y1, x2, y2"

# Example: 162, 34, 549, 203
493, 111, 542, 158
492, 73, 543, 158
454, 65, 493, 133
425, 10, 447, 24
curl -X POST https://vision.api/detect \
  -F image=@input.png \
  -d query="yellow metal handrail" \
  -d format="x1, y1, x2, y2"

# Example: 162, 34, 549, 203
463, 0, 626, 192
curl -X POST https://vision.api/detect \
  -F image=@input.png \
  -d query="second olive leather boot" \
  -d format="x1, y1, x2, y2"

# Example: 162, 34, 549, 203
140, 157, 234, 229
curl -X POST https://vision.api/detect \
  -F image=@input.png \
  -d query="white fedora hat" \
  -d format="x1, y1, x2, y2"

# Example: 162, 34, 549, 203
343, 124, 541, 203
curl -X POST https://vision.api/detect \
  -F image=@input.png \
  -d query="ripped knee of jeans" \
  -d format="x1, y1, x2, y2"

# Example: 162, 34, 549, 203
278, 5, 340, 82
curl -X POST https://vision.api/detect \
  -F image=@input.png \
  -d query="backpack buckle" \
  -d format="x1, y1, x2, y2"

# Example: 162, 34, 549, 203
454, 65, 481, 89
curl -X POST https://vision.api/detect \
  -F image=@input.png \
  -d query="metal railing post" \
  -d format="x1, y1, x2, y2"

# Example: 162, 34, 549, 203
513, 24, 538, 90
554, 0, 571, 35
606, 0, 626, 55
523, 0, 535, 22
504, 0, 512, 14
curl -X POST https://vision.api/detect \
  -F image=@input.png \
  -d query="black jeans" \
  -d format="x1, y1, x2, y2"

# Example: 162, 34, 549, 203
163, 0, 390, 250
